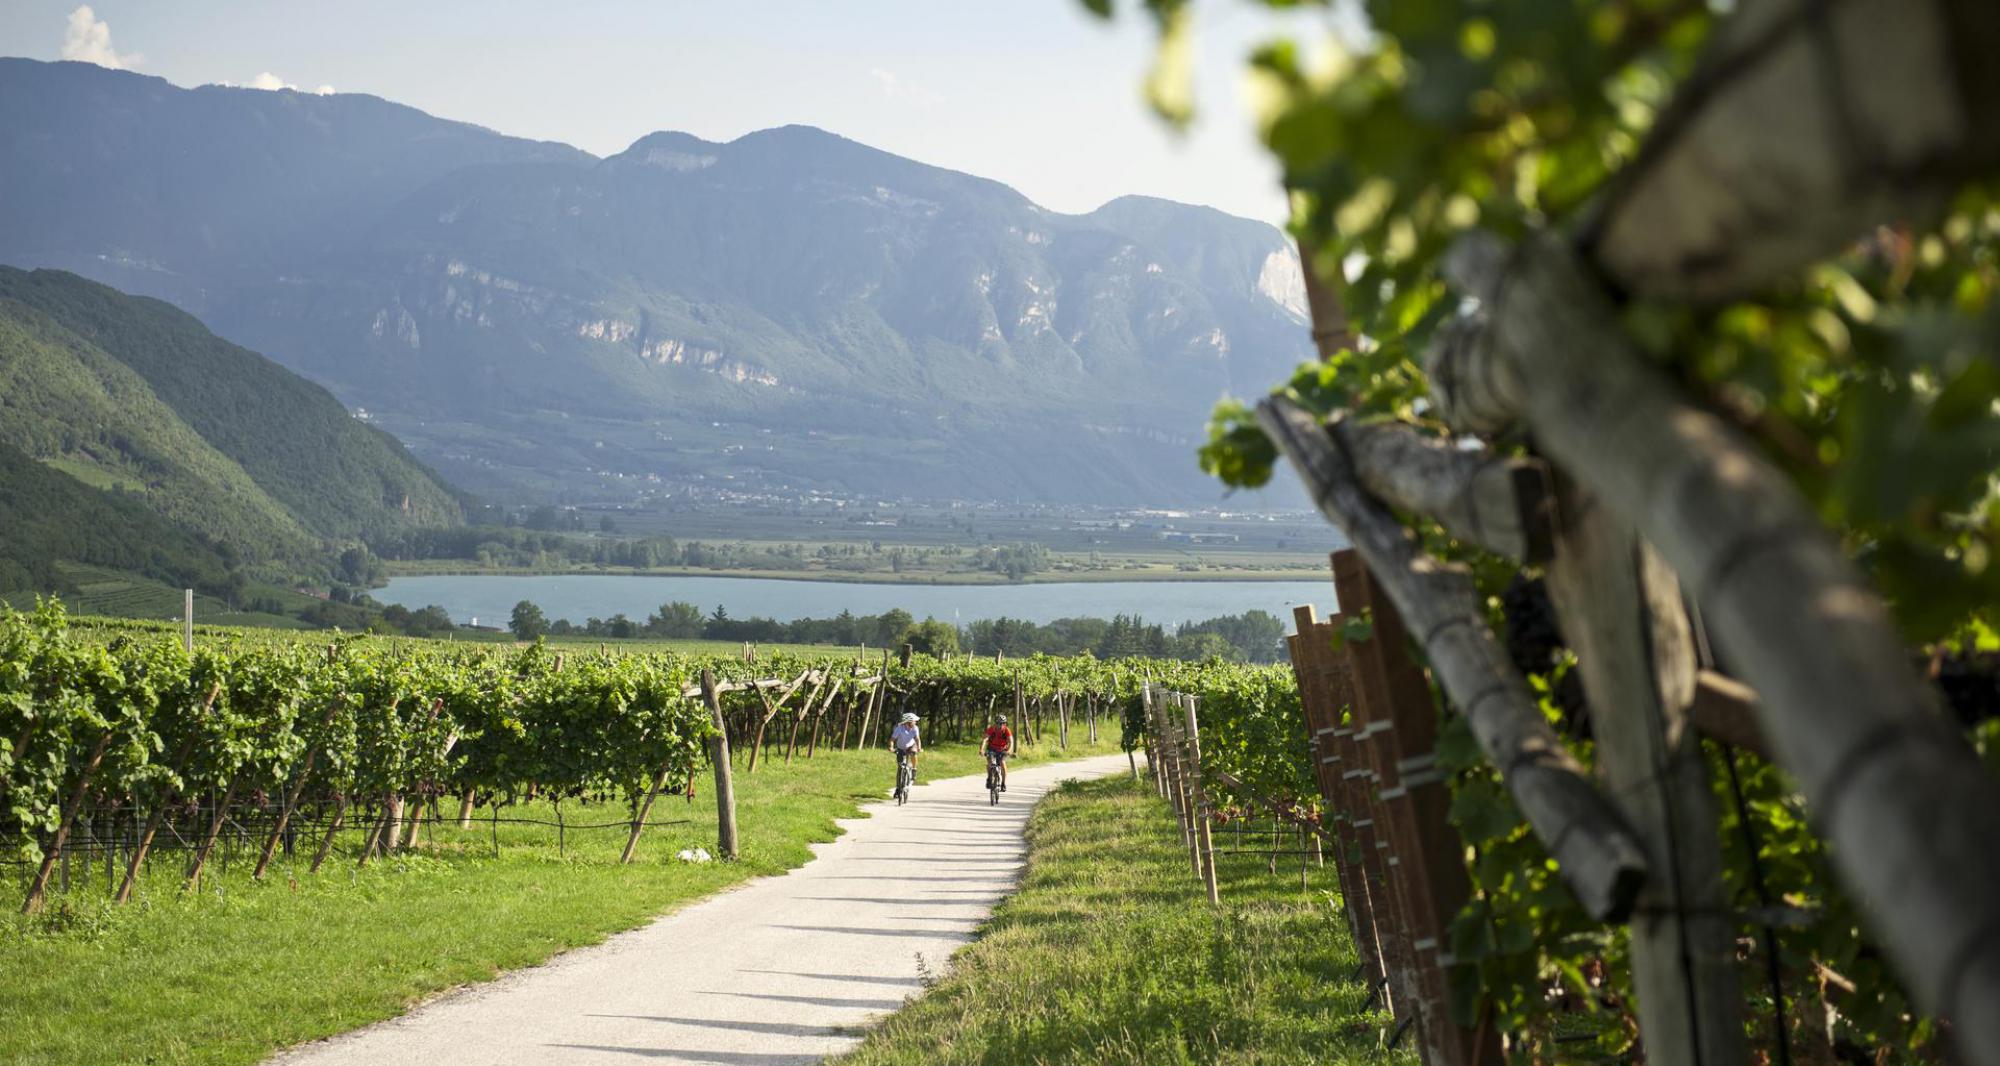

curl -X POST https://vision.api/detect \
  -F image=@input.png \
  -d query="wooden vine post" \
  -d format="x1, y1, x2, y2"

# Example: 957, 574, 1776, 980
702, 669, 738, 861
621, 758, 676, 865
1540, 483, 1745, 1064
254, 703, 343, 880
114, 681, 222, 903
1288, 609, 1391, 1008
183, 775, 243, 891
22, 729, 114, 914
1286, 615, 1379, 984
308, 794, 348, 874
1325, 610, 1422, 1030
1333, 550, 1500, 1065
1181, 693, 1220, 905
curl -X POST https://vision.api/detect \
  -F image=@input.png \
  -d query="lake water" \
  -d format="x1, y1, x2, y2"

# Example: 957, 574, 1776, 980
378, 574, 1337, 628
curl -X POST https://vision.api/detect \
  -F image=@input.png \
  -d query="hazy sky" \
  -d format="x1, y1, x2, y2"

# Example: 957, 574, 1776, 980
1, 1, 1359, 224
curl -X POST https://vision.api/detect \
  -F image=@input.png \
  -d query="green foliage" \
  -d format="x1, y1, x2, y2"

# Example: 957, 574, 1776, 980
1105, 0, 2000, 1054
1140, 660, 1312, 804
0, 268, 464, 539
0, 297, 314, 563
899, 617, 961, 656
507, 600, 548, 641
0, 604, 714, 866
0, 443, 237, 599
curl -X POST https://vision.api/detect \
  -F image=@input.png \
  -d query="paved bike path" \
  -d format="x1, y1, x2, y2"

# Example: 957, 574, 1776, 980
270, 753, 1131, 1065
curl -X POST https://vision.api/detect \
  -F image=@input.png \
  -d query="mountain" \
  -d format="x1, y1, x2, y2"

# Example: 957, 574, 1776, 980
0, 439, 236, 599
0, 268, 463, 538
0, 289, 314, 562
0, 268, 464, 584
0, 58, 1314, 505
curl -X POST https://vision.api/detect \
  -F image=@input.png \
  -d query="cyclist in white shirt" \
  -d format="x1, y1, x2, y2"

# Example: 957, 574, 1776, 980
890, 712, 922, 769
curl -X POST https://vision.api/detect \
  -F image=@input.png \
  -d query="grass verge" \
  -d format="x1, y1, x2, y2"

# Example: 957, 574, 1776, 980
0, 736, 1123, 1066
832, 775, 1407, 1065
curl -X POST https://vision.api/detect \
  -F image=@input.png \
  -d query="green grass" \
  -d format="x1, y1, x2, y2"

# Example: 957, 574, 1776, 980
0, 736, 1123, 1066
832, 775, 1406, 1066
6, 565, 312, 630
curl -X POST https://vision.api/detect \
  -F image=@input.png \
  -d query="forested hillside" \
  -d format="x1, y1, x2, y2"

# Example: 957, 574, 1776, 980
0, 268, 462, 599
0, 441, 235, 597
0, 296, 314, 562
0, 267, 462, 536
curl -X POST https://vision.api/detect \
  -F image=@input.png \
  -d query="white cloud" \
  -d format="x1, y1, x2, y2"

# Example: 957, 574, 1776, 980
61, 5, 141, 70
869, 67, 943, 108
224, 73, 333, 94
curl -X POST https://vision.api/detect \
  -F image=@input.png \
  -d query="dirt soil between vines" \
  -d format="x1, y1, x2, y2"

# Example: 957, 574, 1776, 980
267, 752, 1132, 1065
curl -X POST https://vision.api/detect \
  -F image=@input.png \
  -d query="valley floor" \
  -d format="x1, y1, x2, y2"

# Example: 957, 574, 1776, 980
381, 557, 1330, 586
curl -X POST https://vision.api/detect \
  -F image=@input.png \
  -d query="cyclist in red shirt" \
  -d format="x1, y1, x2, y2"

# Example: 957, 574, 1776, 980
983, 715, 1013, 792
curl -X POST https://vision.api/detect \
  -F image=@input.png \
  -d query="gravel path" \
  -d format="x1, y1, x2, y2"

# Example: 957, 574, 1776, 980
269, 752, 1131, 1065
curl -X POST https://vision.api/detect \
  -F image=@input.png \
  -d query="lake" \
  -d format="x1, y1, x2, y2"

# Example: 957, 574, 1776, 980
377, 574, 1338, 628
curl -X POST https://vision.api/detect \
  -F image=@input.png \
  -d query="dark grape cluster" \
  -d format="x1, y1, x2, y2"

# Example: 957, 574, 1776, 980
1501, 574, 1566, 677
1934, 648, 2000, 730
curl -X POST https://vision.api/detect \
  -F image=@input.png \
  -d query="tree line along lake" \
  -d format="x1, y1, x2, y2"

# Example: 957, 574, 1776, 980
377, 574, 1336, 629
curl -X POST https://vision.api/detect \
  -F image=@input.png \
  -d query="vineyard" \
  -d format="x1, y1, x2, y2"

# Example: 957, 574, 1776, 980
0, 599, 1201, 918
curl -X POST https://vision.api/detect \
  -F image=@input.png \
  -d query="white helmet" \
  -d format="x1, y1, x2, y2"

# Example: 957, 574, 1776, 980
900, 712, 919, 723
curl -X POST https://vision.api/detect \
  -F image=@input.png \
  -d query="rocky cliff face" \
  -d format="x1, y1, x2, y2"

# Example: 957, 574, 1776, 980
0, 59, 1312, 505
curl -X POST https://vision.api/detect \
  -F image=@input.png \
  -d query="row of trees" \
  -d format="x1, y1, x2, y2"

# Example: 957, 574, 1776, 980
363, 526, 1001, 576
506, 599, 1284, 663
962, 610, 1285, 663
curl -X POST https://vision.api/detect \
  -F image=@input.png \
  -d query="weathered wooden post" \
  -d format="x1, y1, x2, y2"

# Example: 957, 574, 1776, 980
116, 682, 221, 902
621, 759, 676, 865
254, 709, 337, 879
702, 669, 738, 861
183, 589, 195, 652
1540, 487, 1746, 1065
186, 776, 243, 889
1335, 551, 1502, 1065
1183, 693, 1220, 905
22, 730, 113, 914
1288, 612, 1382, 988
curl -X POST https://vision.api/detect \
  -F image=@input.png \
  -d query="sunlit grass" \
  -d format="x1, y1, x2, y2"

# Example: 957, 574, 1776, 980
833, 775, 1406, 1066
0, 736, 1122, 1066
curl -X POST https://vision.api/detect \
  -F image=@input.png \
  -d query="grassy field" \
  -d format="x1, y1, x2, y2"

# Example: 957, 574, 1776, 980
0, 736, 1124, 1066
0, 565, 317, 630
833, 775, 1404, 1066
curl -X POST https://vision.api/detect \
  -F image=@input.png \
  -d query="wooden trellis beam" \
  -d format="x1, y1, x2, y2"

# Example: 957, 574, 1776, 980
1257, 395, 1650, 923
1431, 230, 2000, 1059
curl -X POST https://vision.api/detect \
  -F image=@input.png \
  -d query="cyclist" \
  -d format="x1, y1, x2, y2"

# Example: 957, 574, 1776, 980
983, 714, 1013, 792
890, 712, 922, 791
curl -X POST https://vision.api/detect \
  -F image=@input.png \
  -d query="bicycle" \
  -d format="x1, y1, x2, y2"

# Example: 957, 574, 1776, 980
895, 749, 916, 805
985, 751, 1003, 806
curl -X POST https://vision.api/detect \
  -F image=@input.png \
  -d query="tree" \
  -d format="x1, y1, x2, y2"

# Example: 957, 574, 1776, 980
336, 545, 383, 586
646, 601, 704, 639
873, 608, 914, 646
900, 617, 960, 657
510, 600, 548, 640
407, 605, 454, 636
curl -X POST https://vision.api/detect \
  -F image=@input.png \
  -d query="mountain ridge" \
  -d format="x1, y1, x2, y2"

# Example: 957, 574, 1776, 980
0, 57, 1313, 506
